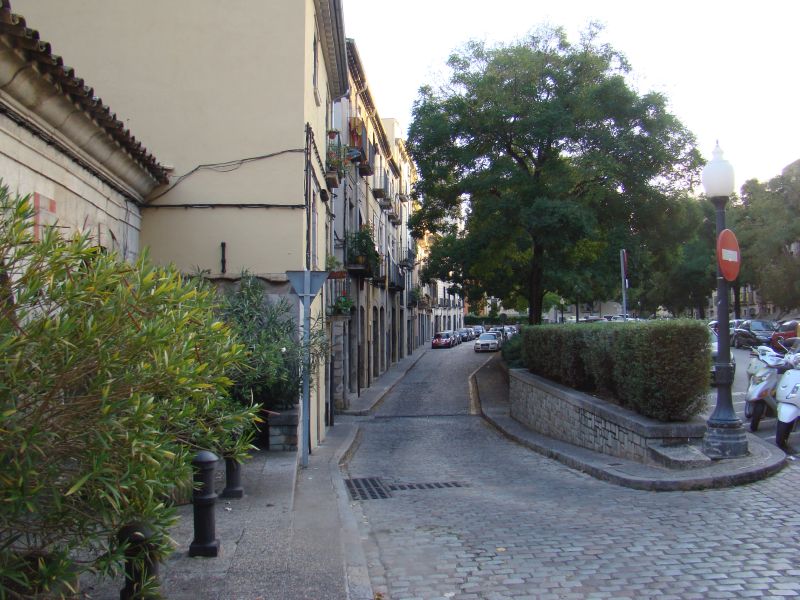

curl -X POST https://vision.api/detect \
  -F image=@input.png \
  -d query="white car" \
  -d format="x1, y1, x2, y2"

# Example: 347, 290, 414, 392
474, 332, 500, 352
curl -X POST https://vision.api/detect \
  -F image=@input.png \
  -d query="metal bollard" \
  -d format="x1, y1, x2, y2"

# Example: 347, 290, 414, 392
221, 456, 244, 499
118, 522, 159, 600
188, 450, 220, 557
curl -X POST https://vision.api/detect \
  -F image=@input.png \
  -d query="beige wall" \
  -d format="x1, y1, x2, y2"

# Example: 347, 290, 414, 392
14, 0, 325, 275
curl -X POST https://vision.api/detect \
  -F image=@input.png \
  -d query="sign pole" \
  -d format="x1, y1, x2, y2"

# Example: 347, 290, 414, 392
286, 270, 329, 468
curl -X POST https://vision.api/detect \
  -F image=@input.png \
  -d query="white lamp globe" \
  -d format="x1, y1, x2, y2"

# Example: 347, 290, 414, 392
701, 142, 735, 198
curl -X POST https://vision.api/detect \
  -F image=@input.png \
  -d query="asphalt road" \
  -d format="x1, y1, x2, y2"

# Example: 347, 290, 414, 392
344, 342, 800, 599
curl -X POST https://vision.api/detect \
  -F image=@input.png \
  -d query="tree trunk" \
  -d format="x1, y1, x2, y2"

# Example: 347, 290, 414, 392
732, 282, 741, 319
527, 242, 545, 325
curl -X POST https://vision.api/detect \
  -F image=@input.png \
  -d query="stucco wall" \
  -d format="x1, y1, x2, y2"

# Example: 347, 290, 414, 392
509, 369, 707, 465
0, 113, 142, 261
14, 0, 323, 275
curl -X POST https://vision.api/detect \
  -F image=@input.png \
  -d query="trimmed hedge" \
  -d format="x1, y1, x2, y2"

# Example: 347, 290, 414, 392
521, 320, 710, 421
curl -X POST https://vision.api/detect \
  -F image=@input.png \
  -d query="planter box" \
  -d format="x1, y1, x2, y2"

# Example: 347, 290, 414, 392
325, 169, 340, 190
509, 369, 707, 466
267, 407, 299, 451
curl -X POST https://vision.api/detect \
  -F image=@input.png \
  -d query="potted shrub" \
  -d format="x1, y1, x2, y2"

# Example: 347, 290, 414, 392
346, 226, 381, 276
326, 255, 346, 279
326, 140, 345, 189
329, 294, 354, 315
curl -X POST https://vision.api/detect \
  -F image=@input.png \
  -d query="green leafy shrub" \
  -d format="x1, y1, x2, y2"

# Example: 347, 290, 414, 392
345, 226, 381, 275
521, 320, 710, 421
219, 274, 328, 412
0, 184, 258, 597
501, 332, 524, 368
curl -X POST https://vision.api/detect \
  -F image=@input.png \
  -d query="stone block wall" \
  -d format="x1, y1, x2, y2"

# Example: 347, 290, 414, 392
509, 369, 706, 465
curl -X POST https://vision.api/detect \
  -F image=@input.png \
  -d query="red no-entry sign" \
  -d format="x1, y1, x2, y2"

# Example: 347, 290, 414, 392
717, 229, 740, 282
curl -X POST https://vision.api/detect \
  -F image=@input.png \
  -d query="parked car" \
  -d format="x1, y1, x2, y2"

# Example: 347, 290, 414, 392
709, 319, 743, 337
771, 320, 800, 351
432, 331, 456, 349
474, 332, 500, 352
486, 330, 504, 349
709, 327, 736, 384
458, 328, 473, 341
489, 327, 507, 343
732, 319, 776, 349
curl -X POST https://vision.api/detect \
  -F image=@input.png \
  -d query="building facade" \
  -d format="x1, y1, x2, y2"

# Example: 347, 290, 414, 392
17, 0, 348, 450
0, 1, 165, 254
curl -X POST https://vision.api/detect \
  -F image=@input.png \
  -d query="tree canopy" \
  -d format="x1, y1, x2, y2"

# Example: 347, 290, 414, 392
731, 162, 800, 314
407, 25, 704, 323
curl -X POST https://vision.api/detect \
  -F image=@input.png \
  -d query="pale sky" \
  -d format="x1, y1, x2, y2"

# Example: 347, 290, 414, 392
343, 0, 800, 188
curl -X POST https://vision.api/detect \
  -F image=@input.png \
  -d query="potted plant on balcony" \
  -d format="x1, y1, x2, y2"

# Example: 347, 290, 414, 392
326, 255, 346, 279
329, 294, 354, 316
326, 142, 345, 189
346, 226, 380, 277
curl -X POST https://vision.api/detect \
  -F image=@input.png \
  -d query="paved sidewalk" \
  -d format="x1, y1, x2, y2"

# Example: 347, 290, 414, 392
77, 346, 427, 599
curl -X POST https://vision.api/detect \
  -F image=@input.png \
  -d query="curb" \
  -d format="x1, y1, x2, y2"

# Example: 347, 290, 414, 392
471, 361, 788, 492
331, 424, 373, 600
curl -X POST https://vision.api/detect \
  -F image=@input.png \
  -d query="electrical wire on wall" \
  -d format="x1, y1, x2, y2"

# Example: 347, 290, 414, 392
147, 148, 306, 203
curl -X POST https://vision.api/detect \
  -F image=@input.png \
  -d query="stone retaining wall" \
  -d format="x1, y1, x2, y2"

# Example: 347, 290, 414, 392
509, 369, 707, 465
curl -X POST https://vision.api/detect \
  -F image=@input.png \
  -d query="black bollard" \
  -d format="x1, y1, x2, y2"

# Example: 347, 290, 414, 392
188, 450, 220, 557
118, 522, 159, 600
221, 456, 244, 499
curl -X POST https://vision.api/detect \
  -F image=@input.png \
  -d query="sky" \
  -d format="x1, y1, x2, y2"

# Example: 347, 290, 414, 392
343, 0, 800, 188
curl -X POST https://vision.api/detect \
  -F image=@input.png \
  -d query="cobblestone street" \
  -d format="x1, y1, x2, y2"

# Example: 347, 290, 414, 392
343, 346, 800, 599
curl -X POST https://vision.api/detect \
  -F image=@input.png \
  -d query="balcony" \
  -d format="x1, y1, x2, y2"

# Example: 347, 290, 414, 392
326, 137, 345, 190
373, 171, 387, 200
387, 196, 401, 225
358, 136, 375, 177
388, 259, 405, 291
371, 258, 387, 288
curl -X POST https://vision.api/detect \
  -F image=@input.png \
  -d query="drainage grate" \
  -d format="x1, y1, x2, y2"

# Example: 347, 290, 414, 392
387, 481, 466, 491
345, 477, 391, 501
345, 478, 469, 501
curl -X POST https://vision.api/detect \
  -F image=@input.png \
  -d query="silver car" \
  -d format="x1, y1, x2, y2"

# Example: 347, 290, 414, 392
474, 332, 500, 352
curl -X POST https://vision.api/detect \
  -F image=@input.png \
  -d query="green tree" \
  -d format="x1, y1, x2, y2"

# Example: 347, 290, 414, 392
407, 25, 702, 323
639, 197, 716, 317
0, 184, 258, 596
734, 168, 800, 314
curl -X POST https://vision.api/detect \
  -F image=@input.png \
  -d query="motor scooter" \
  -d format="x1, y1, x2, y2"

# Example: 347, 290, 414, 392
774, 338, 800, 451
744, 345, 787, 431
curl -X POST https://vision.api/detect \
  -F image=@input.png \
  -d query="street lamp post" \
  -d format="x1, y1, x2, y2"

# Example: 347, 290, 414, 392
702, 143, 748, 458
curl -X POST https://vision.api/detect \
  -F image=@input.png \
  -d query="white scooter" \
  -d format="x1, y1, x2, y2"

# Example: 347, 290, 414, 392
774, 338, 800, 451
744, 345, 787, 432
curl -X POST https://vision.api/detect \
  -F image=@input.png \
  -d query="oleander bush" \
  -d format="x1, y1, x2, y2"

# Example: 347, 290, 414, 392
521, 319, 710, 421
0, 184, 259, 598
